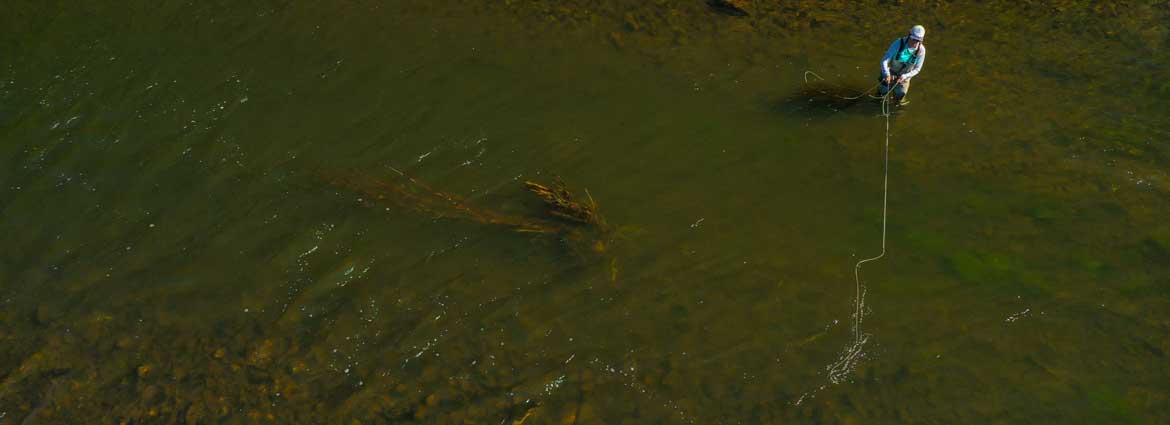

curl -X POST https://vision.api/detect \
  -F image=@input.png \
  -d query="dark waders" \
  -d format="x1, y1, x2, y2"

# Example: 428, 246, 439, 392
878, 63, 911, 104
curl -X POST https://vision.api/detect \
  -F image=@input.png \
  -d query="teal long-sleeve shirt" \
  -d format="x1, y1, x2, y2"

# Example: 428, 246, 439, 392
880, 37, 926, 80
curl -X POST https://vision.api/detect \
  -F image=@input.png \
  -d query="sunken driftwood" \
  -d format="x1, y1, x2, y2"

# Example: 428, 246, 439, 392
325, 170, 611, 244
324, 169, 622, 282
524, 179, 602, 227
707, 0, 749, 17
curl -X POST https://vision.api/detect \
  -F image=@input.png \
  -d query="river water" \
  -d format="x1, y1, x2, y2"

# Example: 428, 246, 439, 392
2, 1, 1169, 423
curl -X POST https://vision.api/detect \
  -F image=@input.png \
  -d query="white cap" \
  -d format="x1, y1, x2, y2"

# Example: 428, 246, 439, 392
909, 25, 926, 41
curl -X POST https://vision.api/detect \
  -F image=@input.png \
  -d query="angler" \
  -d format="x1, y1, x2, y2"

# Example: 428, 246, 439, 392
879, 25, 927, 106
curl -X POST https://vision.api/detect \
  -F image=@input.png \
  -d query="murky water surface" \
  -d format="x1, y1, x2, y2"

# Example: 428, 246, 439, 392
2, 1, 1169, 423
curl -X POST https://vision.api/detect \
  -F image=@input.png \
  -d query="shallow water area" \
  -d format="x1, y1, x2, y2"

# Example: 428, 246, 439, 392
2, 1, 1169, 423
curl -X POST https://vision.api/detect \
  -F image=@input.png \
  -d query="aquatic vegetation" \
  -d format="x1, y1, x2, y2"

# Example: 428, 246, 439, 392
323, 170, 616, 257
944, 251, 1049, 299
323, 170, 560, 234
322, 170, 632, 288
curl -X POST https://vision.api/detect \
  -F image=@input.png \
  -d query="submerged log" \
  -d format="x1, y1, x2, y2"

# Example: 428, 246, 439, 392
707, 0, 750, 17
324, 169, 620, 283
324, 170, 609, 239
323, 170, 560, 234
523, 179, 601, 227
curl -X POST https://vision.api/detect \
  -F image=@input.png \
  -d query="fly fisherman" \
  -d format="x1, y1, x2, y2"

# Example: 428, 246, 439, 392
879, 25, 926, 106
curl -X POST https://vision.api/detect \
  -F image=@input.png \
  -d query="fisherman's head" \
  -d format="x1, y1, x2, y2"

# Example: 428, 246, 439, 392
908, 25, 926, 46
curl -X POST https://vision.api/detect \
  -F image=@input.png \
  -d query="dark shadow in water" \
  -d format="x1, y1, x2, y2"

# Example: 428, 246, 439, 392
767, 78, 898, 118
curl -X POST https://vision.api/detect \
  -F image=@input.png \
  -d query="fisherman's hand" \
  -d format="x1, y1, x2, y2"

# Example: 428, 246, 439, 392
884, 75, 892, 84
895, 75, 905, 83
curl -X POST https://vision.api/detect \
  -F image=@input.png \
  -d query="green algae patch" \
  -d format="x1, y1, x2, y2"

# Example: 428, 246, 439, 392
1141, 224, 1170, 261
1085, 386, 1138, 425
944, 251, 1048, 298
946, 251, 1011, 283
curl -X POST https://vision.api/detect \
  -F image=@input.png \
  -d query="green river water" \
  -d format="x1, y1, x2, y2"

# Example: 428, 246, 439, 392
2, 1, 1169, 423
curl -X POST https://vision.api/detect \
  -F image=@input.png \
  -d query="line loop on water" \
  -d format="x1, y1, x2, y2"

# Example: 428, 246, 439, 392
802, 70, 894, 384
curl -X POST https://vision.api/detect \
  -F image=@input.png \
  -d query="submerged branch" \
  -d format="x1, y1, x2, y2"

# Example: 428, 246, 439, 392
323, 171, 610, 240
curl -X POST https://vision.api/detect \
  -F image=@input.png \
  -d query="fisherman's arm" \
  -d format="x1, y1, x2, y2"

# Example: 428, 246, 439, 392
880, 40, 899, 82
